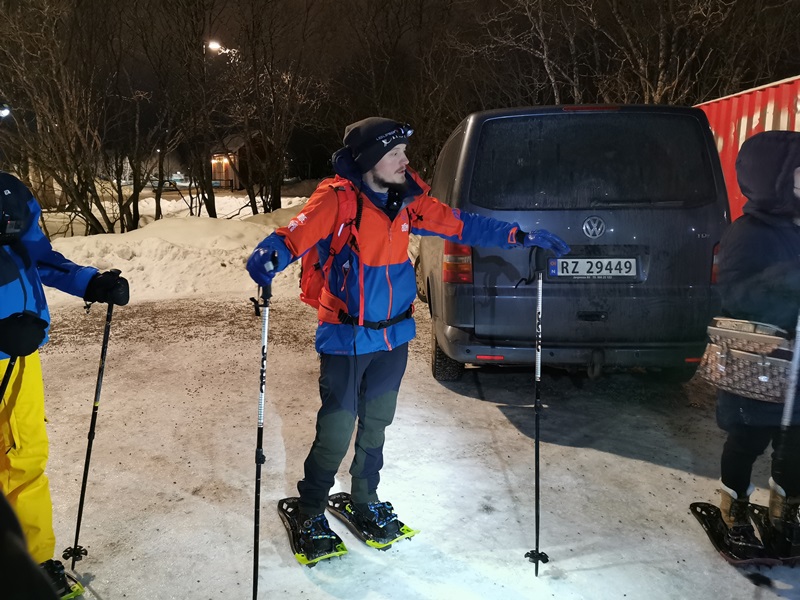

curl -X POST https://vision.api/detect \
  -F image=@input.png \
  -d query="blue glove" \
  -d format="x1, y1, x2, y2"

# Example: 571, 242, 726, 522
522, 230, 570, 257
247, 248, 277, 286
246, 233, 292, 286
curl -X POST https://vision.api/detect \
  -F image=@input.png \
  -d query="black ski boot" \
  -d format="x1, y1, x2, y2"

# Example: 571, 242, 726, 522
327, 492, 419, 549
351, 501, 403, 543
39, 559, 84, 599
297, 512, 344, 558
277, 497, 348, 566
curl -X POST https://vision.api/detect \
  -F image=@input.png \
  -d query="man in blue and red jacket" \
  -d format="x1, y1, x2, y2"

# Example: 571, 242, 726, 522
247, 118, 569, 560
0, 171, 128, 596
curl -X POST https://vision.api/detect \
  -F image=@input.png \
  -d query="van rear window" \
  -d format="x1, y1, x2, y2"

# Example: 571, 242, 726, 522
469, 112, 716, 210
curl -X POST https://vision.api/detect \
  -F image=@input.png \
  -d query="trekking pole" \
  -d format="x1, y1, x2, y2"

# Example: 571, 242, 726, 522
768, 310, 800, 556
63, 301, 115, 569
524, 248, 549, 575
0, 356, 17, 402
249, 276, 273, 600
779, 310, 800, 431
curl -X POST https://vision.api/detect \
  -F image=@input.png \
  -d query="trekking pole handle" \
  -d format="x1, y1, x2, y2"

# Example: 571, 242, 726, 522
260, 283, 272, 303
532, 247, 548, 273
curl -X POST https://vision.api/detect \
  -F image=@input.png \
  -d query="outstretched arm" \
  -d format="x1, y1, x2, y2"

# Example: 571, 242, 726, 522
410, 196, 569, 256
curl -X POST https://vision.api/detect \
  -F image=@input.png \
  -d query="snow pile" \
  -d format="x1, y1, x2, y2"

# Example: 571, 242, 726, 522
47, 196, 306, 305
47, 192, 421, 307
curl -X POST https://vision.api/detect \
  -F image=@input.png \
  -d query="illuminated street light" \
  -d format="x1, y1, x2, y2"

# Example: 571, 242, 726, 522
0, 104, 10, 118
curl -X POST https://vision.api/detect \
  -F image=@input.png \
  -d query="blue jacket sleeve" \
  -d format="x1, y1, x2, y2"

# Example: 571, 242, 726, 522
443, 211, 520, 249
23, 198, 97, 296
409, 196, 521, 249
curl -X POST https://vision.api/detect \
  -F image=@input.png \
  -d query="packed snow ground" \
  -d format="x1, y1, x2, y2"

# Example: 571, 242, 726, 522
35, 193, 800, 599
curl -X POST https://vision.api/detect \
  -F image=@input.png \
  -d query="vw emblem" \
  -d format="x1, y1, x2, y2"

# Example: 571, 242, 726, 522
582, 216, 606, 239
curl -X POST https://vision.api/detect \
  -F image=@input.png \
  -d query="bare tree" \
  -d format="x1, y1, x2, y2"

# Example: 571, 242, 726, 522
149, 0, 233, 219
223, 0, 329, 213
0, 0, 116, 233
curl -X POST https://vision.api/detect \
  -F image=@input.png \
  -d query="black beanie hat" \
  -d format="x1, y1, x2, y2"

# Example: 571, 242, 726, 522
343, 117, 412, 173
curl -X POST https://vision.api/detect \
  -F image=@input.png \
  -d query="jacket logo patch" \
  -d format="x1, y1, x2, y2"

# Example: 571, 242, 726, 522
288, 212, 309, 232
401, 223, 409, 232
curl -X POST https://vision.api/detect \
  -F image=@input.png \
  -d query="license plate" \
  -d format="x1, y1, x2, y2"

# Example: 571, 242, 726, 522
549, 257, 637, 279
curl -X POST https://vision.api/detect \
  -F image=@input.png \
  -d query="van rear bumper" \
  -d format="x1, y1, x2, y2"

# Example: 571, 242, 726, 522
435, 321, 706, 368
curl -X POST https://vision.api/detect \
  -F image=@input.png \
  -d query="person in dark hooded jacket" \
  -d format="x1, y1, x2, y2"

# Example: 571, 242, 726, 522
714, 130, 800, 557
247, 117, 570, 562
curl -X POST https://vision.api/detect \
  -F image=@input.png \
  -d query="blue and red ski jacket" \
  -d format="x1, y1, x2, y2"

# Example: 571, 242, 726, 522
252, 152, 522, 355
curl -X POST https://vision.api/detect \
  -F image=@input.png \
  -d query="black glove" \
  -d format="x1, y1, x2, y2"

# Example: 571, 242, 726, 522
0, 311, 47, 357
83, 269, 130, 306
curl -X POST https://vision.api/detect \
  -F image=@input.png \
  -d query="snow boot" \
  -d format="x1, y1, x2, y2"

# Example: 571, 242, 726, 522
768, 477, 800, 557
719, 483, 764, 556
350, 500, 402, 544
39, 559, 84, 599
296, 512, 344, 559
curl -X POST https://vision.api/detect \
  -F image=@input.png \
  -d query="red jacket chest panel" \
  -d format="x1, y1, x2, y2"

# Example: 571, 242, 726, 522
356, 204, 411, 267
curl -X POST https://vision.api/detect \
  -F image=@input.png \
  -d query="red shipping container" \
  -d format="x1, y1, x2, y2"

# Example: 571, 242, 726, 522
696, 75, 800, 220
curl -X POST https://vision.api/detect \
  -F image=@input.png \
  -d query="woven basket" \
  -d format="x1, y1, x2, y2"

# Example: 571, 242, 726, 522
698, 318, 792, 403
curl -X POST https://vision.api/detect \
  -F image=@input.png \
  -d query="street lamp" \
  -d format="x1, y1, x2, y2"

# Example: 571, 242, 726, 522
203, 40, 222, 58
0, 104, 10, 119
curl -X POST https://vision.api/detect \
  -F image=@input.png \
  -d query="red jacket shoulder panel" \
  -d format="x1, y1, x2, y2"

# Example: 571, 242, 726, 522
276, 180, 349, 257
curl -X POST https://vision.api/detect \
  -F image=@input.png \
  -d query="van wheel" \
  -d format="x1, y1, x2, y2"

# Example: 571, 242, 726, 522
414, 256, 427, 303
431, 324, 464, 381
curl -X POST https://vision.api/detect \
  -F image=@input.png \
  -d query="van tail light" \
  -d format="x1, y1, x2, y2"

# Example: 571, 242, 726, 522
711, 243, 720, 284
442, 241, 472, 284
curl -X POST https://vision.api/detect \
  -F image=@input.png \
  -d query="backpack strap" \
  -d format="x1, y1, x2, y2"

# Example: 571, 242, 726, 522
317, 183, 374, 327
317, 184, 360, 307
325, 184, 359, 257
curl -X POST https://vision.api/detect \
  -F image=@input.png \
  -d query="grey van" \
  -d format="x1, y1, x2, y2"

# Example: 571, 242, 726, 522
416, 105, 729, 381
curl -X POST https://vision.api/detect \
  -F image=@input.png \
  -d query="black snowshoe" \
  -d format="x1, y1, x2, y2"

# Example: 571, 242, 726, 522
327, 492, 418, 549
277, 497, 347, 567
690, 503, 779, 566
749, 503, 800, 564
40, 559, 85, 599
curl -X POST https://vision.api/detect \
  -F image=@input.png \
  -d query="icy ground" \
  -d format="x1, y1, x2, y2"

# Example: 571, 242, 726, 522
32, 193, 800, 599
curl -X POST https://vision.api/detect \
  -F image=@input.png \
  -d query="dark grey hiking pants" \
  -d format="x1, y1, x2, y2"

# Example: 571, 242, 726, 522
297, 343, 408, 515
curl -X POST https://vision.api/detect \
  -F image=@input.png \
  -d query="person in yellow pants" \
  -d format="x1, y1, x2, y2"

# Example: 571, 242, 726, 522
0, 171, 129, 598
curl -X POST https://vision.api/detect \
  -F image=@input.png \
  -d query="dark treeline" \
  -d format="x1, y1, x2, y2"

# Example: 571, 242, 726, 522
0, 0, 797, 233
